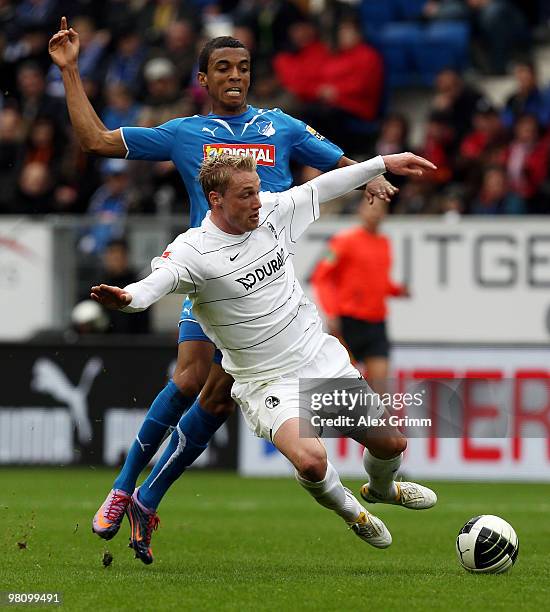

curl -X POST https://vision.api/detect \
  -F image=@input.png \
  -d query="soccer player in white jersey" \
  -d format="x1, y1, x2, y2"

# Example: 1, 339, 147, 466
48, 19, 400, 547
91, 152, 438, 562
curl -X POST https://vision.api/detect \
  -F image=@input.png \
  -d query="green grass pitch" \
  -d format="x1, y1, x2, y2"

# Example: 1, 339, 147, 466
2, 469, 549, 611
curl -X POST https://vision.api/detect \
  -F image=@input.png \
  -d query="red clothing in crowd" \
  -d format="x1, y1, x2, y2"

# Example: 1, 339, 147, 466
460, 130, 491, 159
505, 135, 550, 199
273, 41, 330, 103
315, 43, 384, 121
417, 119, 454, 184
417, 136, 453, 184
312, 227, 406, 322
459, 130, 507, 163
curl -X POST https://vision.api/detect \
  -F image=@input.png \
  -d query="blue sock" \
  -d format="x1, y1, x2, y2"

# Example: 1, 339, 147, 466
138, 399, 228, 510
113, 380, 194, 494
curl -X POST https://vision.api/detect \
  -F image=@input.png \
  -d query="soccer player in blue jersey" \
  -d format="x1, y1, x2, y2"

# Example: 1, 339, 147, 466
49, 17, 399, 562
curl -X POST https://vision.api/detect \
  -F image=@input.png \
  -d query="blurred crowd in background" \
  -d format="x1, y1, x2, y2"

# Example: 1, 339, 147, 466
2, 0, 550, 242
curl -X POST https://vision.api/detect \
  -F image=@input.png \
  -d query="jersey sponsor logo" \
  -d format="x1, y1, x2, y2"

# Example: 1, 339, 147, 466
306, 125, 326, 141
265, 396, 280, 409
235, 248, 285, 291
162, 251, 171, 258
257, 120, 275, 137
203, 143, 276, 166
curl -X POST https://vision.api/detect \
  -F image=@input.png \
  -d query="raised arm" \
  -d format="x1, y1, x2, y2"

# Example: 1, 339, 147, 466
49, 16, 126, 157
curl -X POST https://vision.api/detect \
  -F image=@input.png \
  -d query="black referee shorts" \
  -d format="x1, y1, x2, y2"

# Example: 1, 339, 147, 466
340, 317, 390, 360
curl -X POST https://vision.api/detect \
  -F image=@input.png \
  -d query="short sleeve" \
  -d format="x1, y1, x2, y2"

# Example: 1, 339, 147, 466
151, 234, 206, 295
285, 113, 344, 171
121, 118, 182, 161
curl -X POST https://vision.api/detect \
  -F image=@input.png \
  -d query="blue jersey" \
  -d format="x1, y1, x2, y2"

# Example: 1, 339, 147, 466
121, 105, 344, 227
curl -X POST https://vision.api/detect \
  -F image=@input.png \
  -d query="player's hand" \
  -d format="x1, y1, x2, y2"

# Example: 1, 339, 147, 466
382, 152, 437, 177
48, 16, 80, 70
366, 175, 399, 202
90, 284, 132, 310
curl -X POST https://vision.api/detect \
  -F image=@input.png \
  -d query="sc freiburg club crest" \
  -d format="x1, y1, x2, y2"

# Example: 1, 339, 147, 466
265, 396, 280, 409
266, 222, 277, 238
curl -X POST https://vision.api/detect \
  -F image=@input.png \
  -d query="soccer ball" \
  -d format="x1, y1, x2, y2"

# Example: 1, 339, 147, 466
456, 515, 519, 574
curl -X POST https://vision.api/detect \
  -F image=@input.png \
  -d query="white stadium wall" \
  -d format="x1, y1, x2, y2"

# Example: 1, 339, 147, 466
0, 220, 56, 340
295, 216, 550, 344
3, 216, 549, 343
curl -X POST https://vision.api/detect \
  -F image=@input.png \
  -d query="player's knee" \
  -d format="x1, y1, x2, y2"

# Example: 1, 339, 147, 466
199, 371, 234, 416
200, 395, 235, 417
296, 447, 327, 482
172, 366, 204, 398
375, 434, 407, 459
393, 434, 407, 456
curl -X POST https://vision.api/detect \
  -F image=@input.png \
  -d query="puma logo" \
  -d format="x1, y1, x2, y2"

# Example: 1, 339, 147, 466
31, 357, 102, 444
202, 126, 219, 137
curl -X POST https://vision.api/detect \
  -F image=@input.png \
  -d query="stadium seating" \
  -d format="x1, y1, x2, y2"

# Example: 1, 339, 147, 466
360, 1, 398, 36
361, 1, 470, 87
376, 23, 422, 88
413, 22, 470, 85
395, 0, 426, 21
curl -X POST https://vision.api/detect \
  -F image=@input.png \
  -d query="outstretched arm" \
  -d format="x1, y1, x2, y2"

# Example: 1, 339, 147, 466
337, 156, 398, 202
91, 284, 131, 309
49, 16, 126, 157
91, 268, 176, 312
312, 152, 436, 203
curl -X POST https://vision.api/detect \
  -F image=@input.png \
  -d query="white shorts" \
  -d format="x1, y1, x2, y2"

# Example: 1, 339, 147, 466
231, 334, 382, 441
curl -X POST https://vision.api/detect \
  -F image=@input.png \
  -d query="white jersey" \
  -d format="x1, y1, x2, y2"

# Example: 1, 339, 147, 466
152, 182, 323, 382
122, 155, 387, 381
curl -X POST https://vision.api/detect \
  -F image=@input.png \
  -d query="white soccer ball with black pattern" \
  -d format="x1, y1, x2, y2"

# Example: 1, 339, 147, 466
456, 515, 519, 574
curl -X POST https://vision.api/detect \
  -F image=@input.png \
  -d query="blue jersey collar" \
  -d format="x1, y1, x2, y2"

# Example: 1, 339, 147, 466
206, 106, 257, 121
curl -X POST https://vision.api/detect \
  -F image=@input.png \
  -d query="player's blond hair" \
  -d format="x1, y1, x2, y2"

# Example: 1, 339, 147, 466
198, 154, 257, 201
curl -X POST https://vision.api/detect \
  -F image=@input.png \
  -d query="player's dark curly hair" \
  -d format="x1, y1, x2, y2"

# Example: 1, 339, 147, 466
198, 36, 248, 73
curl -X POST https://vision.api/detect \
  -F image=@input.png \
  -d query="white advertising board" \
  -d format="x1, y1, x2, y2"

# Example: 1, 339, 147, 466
0, 220, 55, 340
295, 217, 550, 343
238, 345, 550, 481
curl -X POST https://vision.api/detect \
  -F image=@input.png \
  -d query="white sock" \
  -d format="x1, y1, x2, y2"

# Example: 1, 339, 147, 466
295, 461, 363, 523
362, 449, 402, 498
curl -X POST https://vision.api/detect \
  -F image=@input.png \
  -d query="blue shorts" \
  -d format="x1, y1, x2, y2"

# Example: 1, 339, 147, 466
178, 299, 223, 365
